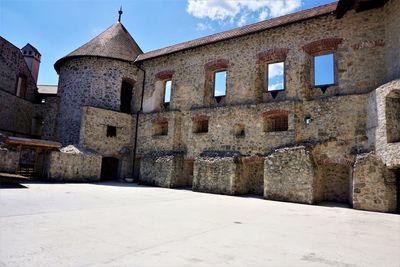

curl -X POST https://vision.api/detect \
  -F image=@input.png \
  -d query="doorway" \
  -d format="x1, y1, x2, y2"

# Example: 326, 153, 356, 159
101, 157, 119, 180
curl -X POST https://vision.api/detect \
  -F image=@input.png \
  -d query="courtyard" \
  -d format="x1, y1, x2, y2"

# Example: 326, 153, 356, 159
0, 182, 399, 267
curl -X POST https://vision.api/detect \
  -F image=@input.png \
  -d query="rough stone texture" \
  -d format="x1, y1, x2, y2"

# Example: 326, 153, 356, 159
80, 106, 134, 179
10, 0, 397, 212
139, 151, 186, 188
367, 80, 400, 168
384, 0, 400, 82
57, 57, 141, 145
0, 37, 41, 138
0, 149, 19, 173
264, 146, 316, 204
45, 151, 101, 182
353, 153, 397, 212
193, 152, 246, 195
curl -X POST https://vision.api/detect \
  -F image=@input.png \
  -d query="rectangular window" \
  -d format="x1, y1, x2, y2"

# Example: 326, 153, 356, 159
106, 125, 117, 137
193, 120, 209, 134
264, 115, 288, 132
153, 121, 168, 136
164, 80, 172, 103
314, 53, 335, 86
16, 75, 27, 98
214, 71, 226, 97
267, 62, 284, 91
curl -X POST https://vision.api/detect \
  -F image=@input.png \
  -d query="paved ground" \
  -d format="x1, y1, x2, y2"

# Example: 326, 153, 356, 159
0, 182, 399, 267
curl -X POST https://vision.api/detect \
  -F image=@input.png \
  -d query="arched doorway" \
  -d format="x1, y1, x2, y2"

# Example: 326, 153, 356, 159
120, 81, 133, 114
101, 157, 119, 180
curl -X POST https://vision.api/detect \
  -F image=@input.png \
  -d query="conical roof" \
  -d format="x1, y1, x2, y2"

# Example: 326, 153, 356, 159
54, 23, 142, 72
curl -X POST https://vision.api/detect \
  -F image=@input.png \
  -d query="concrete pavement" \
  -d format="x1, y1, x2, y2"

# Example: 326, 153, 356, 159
0, 182, 399, 267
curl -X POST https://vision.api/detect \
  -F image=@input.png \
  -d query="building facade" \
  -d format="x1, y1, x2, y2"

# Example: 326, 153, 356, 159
1, 0, 399, 213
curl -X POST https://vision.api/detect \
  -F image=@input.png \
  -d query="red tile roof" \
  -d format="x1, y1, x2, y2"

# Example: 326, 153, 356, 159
135, 2, 338, 62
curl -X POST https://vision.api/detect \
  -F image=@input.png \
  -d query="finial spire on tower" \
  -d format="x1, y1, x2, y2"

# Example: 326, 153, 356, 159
118, 6, 123, 22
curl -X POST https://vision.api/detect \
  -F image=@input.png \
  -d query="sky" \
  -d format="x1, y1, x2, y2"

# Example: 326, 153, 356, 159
0, 0, 335, 85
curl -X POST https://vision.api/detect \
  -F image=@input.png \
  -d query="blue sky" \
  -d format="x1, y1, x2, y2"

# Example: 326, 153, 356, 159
0, 0, 335, 85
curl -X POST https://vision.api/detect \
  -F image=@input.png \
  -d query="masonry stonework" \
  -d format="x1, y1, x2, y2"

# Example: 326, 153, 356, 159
1, 0, 397, 213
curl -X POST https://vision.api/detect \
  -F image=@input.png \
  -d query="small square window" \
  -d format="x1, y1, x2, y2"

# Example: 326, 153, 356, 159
234, 124, 245, 138
107, 126, 117, 137
193, 120, 209, 134
267, 62, 285, 91
153, 122, 168, 136
314, 53, 335, 86
214, 71, 226, 97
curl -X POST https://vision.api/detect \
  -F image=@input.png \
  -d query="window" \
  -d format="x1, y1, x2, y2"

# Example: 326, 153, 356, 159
107, 126, 117, 137
314, 53, 335, 86
267, 62, 285, 91
15, 75, 27, 98
120, 81, 133, 114
386, 90, 400, 143
264, 115, 288, 132
153, 121, 168, 136
234, 124, 245, 138
164, 80, 172, 107
214, 71, 226, 97
193, 120, 209, 133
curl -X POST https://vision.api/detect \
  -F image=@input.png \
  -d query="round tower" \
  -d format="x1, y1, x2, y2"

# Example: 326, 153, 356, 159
54, 22, 143, 145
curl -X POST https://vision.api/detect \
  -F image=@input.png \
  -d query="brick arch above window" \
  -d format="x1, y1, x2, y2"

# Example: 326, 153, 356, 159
262, 109, 289, 117
204, 59, 229, 71
192, 115, 209, 122
121, 77, 136, 85
302, 38, 343, 55
152, 116, 168, 124
257, 48, 289, 62
155, 70, 175, 80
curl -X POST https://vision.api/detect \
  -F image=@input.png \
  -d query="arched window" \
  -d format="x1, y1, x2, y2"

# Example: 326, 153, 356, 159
120, 80, 133, 114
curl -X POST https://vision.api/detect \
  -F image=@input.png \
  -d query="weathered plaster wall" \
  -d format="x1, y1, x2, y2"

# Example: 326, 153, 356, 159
264, 146, 316, 204
353, 153, 397, 212
57, 57, 141, 145
45, 151, 101, 182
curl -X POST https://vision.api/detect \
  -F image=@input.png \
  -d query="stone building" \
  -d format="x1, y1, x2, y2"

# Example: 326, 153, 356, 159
1, 0, 399, 213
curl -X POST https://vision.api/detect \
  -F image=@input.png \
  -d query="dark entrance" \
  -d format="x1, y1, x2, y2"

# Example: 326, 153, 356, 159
120, 81, 133, 114
101, 157, 119, 180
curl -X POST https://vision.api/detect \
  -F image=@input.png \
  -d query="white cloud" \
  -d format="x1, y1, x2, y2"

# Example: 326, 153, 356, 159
268, 62, 284, 78
196, 22, 214, 31
237, 14, 247, 26
269, 82, 284, 91
187, 0, 302, 26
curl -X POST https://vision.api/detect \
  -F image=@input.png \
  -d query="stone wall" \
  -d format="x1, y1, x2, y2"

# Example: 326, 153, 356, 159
193, 151, 245, 195
57, 57, 141, 145
79, 106, 135, 179
0, 90, 36, 137
0, 149, 19, 173
367, 80, 400, 168
45, 151, 101, 182
353, 153, 397, 212
384, 0, 400, 81
139, 151, 186, 188
264, 146, 316, 204
0, 37, 39, 137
